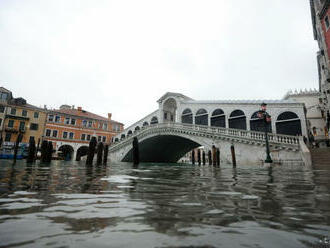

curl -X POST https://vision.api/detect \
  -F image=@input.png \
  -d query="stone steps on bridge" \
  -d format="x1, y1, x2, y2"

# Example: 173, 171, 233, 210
311, 148, 330, 168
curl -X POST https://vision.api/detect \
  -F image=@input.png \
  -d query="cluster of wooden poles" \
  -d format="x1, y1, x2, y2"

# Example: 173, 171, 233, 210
85, 137, 109, 166
191, 145, 237, 167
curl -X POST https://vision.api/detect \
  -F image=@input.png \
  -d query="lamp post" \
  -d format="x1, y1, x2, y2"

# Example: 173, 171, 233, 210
257, 103, 273, 163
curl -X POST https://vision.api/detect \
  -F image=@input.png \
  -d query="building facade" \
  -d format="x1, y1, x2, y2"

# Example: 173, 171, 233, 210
44, 105, 123, 160
284, 89, 328, 144
310, 0, 330, 129
0, 87, 47, 146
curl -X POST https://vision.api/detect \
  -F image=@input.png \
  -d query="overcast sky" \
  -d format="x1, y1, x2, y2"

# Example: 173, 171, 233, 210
0, 0, 319, 126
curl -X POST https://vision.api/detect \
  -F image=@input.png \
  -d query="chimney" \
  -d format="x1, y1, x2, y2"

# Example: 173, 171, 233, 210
78, 106, 82, 111
108, 113, 112, 120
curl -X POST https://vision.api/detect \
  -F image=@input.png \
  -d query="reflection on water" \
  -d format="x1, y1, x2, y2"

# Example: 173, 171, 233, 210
0, 160, 330, 248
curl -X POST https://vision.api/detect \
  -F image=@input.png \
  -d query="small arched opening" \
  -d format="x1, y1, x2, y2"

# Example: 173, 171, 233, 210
58, 145, 74, 161
181, 108, 193, 124
276, 111, 302, 136
121, 134, 126, 140
143, 121, 149, 127
250, 111, 272, 132
135, 126, 140, 132
210, 109, 225, 127
163, 98, 177, 122
229, 110, 246, 130
150, 116, 158, 125
76, 146, 89, 161
195, 109, 208, 126
127, 130, 133, 136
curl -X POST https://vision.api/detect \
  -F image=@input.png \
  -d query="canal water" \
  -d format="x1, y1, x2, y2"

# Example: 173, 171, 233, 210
0, 160, 329, 248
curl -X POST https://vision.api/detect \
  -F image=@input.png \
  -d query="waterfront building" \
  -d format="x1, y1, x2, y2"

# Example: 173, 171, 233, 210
0, 87, 47, 146
284, 89, 329, 145
310, 0, 330, 127
44, 105, 123, 159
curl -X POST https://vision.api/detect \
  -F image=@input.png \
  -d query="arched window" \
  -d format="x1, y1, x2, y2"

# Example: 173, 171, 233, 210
143, 121, 149, 127
181, 108, 193, 124
115, 138, 119, 142
250, 111, 272, 132
195, 109, 208, 126
150, 116, 158, 125
121, 134, 126, 139
211, 109, 225, 127
127, 130, 133, 136
229, 110, 246, 130
135, 126, 140, 131
276, 111, 301, 136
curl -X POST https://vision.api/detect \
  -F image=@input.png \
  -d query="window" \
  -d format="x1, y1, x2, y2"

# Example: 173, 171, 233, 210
29, 136, 34, 141
88, 121, 93, 127
10, 108, 16, 115
5, 133, 11, 142
98, 136, 101, 142
82, 120, 87, 127
69, 132, 74, 139
0, 105, 5, 113
164, 112, 168, 120
0, 118, 2, 126
8, 120, 14, 128
45, 129, 51, 137
63, 131, 68, 139
30, 123, 38, 130
48, 115, 54, 122
70, 118, 76, 125
65, 117, 70, 124
0, 92, 8, 100
19, 122, 25, 131
103, 123, 108, 130
325, 15, 330, 30
55, 115, 61, 123
34, 112, 39, 118
81, 134, 86, 140
98, 123, 102, 129
87, 134, 91, 141
22, 110, 27, 117
102, 136, 106, 142
52, 130, 58, 137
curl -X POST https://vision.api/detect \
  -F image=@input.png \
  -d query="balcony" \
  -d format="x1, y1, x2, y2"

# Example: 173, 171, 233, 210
5, 127, 26, 133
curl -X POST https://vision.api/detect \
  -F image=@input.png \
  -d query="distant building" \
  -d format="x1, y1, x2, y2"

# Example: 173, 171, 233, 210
44, 105, 124, 160
310, 0, 330, 128
284, 89, 328, 144
0, 87, 47, 146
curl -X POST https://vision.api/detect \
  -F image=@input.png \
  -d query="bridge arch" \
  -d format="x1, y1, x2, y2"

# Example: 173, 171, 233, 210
210, 109, 225, 127
250, 111, 272, 132
181, 108, 193, 124
195, 108, 208, 126
276, 111, 302, 136
76, 145, 89, 161
229, 110, 246, 130
150, 116, 158, 125
122, 134, 207, 163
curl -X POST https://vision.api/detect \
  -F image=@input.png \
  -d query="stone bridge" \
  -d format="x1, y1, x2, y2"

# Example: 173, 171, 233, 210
109, 92, 309, 165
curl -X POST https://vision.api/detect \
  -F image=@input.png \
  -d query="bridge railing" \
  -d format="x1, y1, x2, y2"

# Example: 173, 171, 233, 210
109, 122, 300, 151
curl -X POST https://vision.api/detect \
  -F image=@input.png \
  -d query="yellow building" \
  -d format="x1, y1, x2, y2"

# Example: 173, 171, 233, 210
0, 87, 47, 145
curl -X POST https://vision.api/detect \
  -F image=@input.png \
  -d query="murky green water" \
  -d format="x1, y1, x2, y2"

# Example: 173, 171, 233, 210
0, 160, 329, 248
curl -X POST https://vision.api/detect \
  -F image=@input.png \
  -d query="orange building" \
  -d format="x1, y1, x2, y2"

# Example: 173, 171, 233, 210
44, 105, 124, 160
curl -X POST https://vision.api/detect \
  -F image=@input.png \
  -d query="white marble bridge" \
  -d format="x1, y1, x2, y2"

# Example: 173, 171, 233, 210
109, 92, 310, 165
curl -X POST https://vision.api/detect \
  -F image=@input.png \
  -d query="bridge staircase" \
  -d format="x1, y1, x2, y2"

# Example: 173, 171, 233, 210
311, 148, 330, 169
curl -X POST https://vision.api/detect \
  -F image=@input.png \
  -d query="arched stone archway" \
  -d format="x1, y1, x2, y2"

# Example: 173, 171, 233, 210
276, 111, 302, 136
250, 111, 272, 132
76, 146, 89, 161
195, 109, 208, 126
143, 121, 149, 127
229, 110, 246, 130
211, 109, 225, 127
151, 116, 158, 125
122, 135, 202, 163
121, 134, 126, 140
182, 108, 193, 124
127, 130, 133, 136
163, 98, 177, 123
135, 126, 140, 132
58, 145, 74, 161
